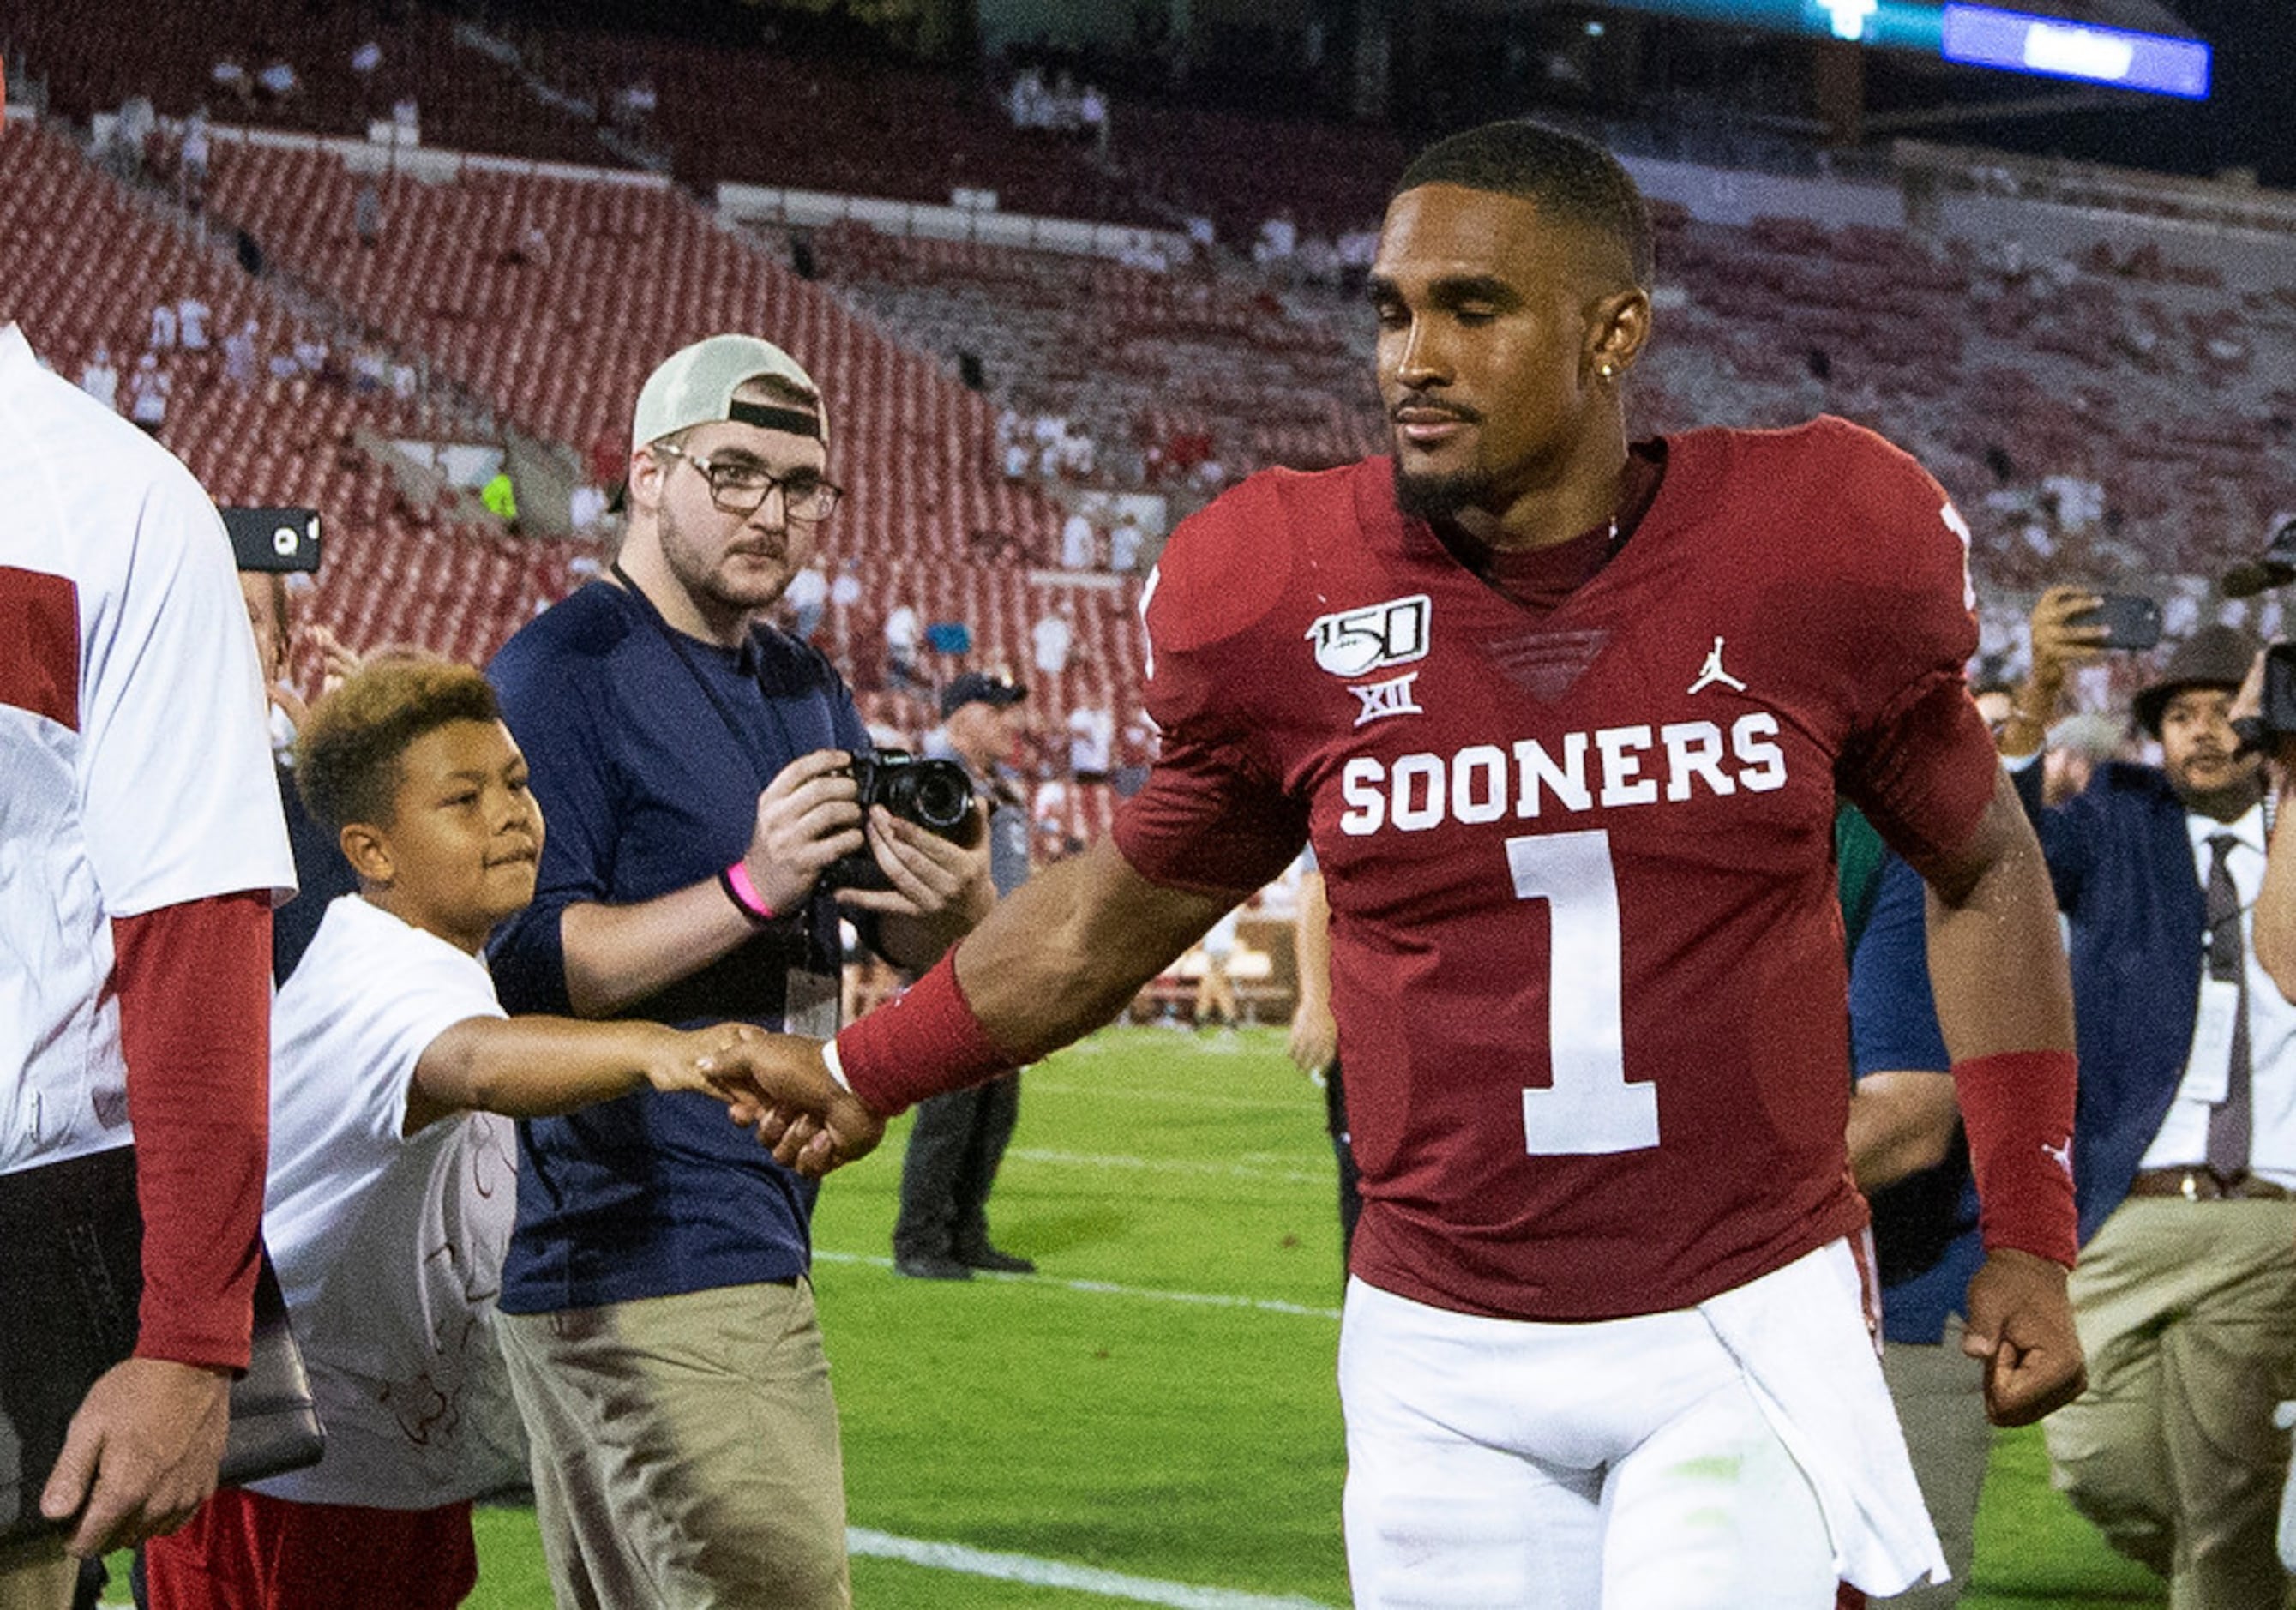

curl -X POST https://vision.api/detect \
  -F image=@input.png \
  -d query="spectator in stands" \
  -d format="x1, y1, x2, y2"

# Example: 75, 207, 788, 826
614, 76, 657, 134
148, 301, 177, 352
830, 556, 862, 622
128, 354, 170, 436
390, 96, 419, 141
893, 672, 1036, 1281
1109, 512, 1146, 574
1031, 603, 1073, 676
481, 465, 519, 532
177, 296, 209, 353
1253, 210, 1299, 272
786, 560, 829, 642
2006, 591, 2296, 1607
886, 598, 922, 691
1078, 82, 1109, 159
568, 483, 609, 536
1066, 700, 1113, 784
255, 56, 300, 105
144, 658, 785, 1609
223, 320, 258, 388
349, 179, 382, 249
211, 58, 254, 108
0, 309, 288, 1606
484, 335, 989, 1607
178, 109, 210, 213
77, 344, 118, 413
1059, 508, 1097, 569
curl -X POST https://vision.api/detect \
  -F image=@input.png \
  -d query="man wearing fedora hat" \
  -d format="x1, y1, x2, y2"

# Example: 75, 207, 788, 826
892, 670, 1037, 1281
2007, 586, 2296, 1608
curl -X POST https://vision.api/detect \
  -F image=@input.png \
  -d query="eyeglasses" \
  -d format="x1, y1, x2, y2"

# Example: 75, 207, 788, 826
655, 443, 842, 521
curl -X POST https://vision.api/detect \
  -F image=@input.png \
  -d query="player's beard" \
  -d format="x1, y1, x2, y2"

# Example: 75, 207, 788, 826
1394, 466, 1498, 524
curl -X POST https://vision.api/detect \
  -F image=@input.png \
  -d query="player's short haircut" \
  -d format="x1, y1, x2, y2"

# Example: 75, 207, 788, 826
1396, 120, 1654, 288
295, 654, 502, 833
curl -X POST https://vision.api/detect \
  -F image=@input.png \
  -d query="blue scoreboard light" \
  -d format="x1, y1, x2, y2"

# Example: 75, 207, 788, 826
1597, 3, 2211, 101
1938, 5, 2211, 99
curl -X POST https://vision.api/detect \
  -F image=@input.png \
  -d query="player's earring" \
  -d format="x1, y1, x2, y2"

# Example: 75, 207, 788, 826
1596, 361, 1618, 381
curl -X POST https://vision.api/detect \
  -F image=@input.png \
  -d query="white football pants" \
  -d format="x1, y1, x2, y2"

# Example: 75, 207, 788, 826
1339, 1243, 1920, 1609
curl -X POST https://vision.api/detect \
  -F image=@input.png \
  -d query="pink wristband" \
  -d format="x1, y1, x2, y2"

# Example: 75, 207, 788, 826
720, 860, 776, 924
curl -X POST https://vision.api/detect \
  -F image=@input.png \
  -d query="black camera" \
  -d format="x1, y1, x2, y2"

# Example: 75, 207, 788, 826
825, 749, 977, 891
2233, 644, 2296, 752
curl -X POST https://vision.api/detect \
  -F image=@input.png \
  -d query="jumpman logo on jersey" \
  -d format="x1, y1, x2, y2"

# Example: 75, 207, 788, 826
1350, 672, 1425, 728
1686, 637, 1747, 696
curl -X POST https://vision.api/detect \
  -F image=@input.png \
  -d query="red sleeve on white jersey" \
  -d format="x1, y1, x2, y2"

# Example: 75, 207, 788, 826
1112, 474, 1311, 895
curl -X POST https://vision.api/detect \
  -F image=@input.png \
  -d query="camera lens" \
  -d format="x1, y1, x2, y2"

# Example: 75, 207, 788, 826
909, 767, 972, 831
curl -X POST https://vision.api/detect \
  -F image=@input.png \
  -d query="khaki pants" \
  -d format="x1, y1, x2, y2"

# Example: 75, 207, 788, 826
1873, 1321, 1992, 1609
0, 1544, 73, 1610
496, 1279, 850, 1610
2044, 1197, 2296, 1610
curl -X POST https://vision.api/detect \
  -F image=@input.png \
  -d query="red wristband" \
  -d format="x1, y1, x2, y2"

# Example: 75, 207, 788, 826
721, 860, 775, 924
1954, 1048, 2079, 1268
834, 952, 1019, 1116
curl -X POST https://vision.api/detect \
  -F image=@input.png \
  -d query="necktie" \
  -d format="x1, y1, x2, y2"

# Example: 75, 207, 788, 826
2205, 832, 2252, 1176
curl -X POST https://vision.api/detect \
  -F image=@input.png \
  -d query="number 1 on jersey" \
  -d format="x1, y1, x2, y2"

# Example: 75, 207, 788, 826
1506, 830, 1660, 1156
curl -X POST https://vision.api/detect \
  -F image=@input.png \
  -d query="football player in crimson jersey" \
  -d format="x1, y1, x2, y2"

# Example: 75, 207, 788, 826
701, 120, 2086, 1608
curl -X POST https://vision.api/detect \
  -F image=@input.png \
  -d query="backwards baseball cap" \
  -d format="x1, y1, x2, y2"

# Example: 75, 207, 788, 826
941, 671, 1027, 719
631, 333, 827, 452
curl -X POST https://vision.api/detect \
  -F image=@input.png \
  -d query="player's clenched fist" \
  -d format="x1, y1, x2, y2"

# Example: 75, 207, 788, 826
1962, 1248, 2088, 1427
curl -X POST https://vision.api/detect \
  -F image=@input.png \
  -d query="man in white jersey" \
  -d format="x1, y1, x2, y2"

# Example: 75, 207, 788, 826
0, 85, 295, 1601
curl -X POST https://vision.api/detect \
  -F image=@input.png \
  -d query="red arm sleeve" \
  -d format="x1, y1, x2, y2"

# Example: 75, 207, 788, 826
110, 890, 272, 1371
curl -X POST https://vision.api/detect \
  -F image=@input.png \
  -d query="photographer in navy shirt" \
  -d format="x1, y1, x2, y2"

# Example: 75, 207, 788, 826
487, 335, 990, 1608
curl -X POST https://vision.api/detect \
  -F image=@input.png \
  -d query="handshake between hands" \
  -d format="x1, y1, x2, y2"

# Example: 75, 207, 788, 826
678, 1024, 886, 1176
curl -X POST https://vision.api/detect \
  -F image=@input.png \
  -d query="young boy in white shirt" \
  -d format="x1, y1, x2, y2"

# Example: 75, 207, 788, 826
144, 657, 769, 1609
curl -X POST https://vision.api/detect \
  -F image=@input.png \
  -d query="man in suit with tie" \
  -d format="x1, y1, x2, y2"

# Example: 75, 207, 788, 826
2005, 590, 2296, 1609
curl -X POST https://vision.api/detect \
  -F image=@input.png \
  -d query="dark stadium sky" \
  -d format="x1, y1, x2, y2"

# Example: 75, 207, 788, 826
2011, 0, 2296, 184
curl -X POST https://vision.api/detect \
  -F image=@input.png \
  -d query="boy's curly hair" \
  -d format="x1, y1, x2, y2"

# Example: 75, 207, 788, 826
294, 654, 502, 832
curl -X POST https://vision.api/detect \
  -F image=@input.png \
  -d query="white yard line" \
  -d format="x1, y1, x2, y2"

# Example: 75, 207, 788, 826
847, 1528, 1339, 1609
1024, 1078, 1314, 1112
812, 1249, 1343, 1320
1006, 1146, 1333, 1186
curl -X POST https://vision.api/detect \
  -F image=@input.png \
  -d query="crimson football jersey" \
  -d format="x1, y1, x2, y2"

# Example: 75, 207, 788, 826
1114, 417, 1999, 1322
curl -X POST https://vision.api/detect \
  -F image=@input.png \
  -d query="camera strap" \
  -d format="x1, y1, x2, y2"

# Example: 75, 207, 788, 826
607, 562, 814, 796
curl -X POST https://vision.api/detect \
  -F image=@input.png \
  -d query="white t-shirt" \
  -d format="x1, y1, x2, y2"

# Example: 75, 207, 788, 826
1061, 513, 1096, 569
1031, 612, 1073, 675
1067, 705, 1114, 774
0, 323, 292, 1174
254, 895, 528, 1510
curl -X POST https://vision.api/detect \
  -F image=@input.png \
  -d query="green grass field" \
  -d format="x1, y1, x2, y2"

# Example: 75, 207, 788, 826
442, 1024, 2167, 1608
